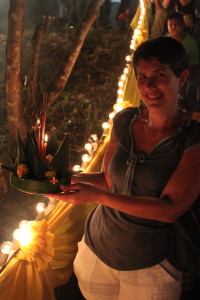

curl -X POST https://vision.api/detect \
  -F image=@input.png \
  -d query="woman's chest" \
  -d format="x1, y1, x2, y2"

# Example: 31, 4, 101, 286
132, 121, 177, 153
109, 138, 181, 196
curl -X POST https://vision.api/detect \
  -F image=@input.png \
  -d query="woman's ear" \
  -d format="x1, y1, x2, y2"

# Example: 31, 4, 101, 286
179, 69, 189, 88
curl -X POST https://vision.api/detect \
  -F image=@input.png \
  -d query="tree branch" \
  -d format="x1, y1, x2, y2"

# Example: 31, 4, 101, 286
47, 0, 102, 107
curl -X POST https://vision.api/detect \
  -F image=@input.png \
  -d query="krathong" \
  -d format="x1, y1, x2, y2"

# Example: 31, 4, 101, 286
1, 114, 71, 194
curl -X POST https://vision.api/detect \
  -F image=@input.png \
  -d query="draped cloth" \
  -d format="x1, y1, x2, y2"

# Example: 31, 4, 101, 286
0, 220, 56, 300
0, 3, 149, 299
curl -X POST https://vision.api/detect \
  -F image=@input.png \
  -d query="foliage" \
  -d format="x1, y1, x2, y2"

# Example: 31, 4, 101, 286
23, 27, 131, 164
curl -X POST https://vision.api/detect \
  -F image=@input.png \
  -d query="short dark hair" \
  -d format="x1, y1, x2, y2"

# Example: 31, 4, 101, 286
133, 37, 188, 77
167, 11, 185, 24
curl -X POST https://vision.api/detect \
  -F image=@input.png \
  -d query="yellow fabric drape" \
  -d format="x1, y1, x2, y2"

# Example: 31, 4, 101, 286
123, 66, 140, 107
130, 0, 150, 33
0, 2, 149, 299
46, 201, 95, 286
0, 257, 56, 300
0, 220, 56, 300
0, 204, 95, 299
125, 0, 150, 108
130, 4, 141, 29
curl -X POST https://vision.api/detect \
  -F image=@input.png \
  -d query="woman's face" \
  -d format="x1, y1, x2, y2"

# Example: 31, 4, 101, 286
135, 58, 184, 113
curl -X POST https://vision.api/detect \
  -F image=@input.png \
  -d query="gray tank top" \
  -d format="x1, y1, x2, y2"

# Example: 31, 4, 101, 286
84, 107, 200, 270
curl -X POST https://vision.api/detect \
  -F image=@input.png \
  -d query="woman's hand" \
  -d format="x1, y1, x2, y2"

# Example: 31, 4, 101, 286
46, 183, 102, 205
71, 173, 86, 184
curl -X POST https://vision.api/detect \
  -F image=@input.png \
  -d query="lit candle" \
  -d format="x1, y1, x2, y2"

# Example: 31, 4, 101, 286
85, 143, 93, 157
19, 220, 29, 229
13, 227, 33, 247
73, 165, 81, 172
35, 202, 45, 221
40, 113, 46, 156
42, 134, 48, 160
1, 241, 13, 255
0, 241, 13, 269
37, 118, 41, 155
12, 229, 21, 250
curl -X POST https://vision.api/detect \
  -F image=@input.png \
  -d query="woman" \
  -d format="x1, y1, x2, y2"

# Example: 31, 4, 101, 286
47, 37, 200, 300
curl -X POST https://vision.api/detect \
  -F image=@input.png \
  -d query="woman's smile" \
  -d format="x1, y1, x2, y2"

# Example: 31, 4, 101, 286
145, 93, 163, 100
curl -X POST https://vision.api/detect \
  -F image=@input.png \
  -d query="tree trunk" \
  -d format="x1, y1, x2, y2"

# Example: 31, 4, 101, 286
47, 0, 102, 107
5, 0, 26, 141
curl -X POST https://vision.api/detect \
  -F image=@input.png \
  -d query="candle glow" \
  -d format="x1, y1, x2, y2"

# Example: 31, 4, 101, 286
1, 241, 13, 255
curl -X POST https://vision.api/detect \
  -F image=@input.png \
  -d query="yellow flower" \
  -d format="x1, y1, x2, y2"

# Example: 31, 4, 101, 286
44, 170, 57, 179
17, 164, 29, 178
45, 154, 54, 164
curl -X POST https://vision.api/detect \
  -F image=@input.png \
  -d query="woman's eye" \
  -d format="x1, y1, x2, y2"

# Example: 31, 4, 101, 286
137, 75, 146, 80
156, 73, 165, 77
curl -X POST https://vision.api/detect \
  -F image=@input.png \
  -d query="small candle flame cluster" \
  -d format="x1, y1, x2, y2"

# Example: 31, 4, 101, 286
0, 211, 54, 272
72, 134, 100, 172
113, 0, 147, 113
0, 220, 32, 270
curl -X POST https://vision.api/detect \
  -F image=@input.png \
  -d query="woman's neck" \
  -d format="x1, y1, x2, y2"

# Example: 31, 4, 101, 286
142, 107, 181, 132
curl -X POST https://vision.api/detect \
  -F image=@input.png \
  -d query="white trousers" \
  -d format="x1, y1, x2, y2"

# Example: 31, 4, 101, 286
74, 240, 182, 300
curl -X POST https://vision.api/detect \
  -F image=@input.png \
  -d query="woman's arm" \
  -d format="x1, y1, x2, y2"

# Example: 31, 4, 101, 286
99, 144, 200, 223
47, 143, 200, 223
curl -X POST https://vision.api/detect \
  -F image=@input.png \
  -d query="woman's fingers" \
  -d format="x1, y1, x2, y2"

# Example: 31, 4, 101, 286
45, 192, 67, 201
60, 184, 71, 192
60, 183, 90, 192
45, 182, 98, 204
45, 183, 85, 202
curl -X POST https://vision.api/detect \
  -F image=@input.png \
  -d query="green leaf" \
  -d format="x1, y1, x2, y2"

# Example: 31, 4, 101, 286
17, 131, 26, 164
10, 173, 70, 194
49, 134, 70, 178
1, 164, 15, 173
30, 130, 39, 150
25, 133, 46, 177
